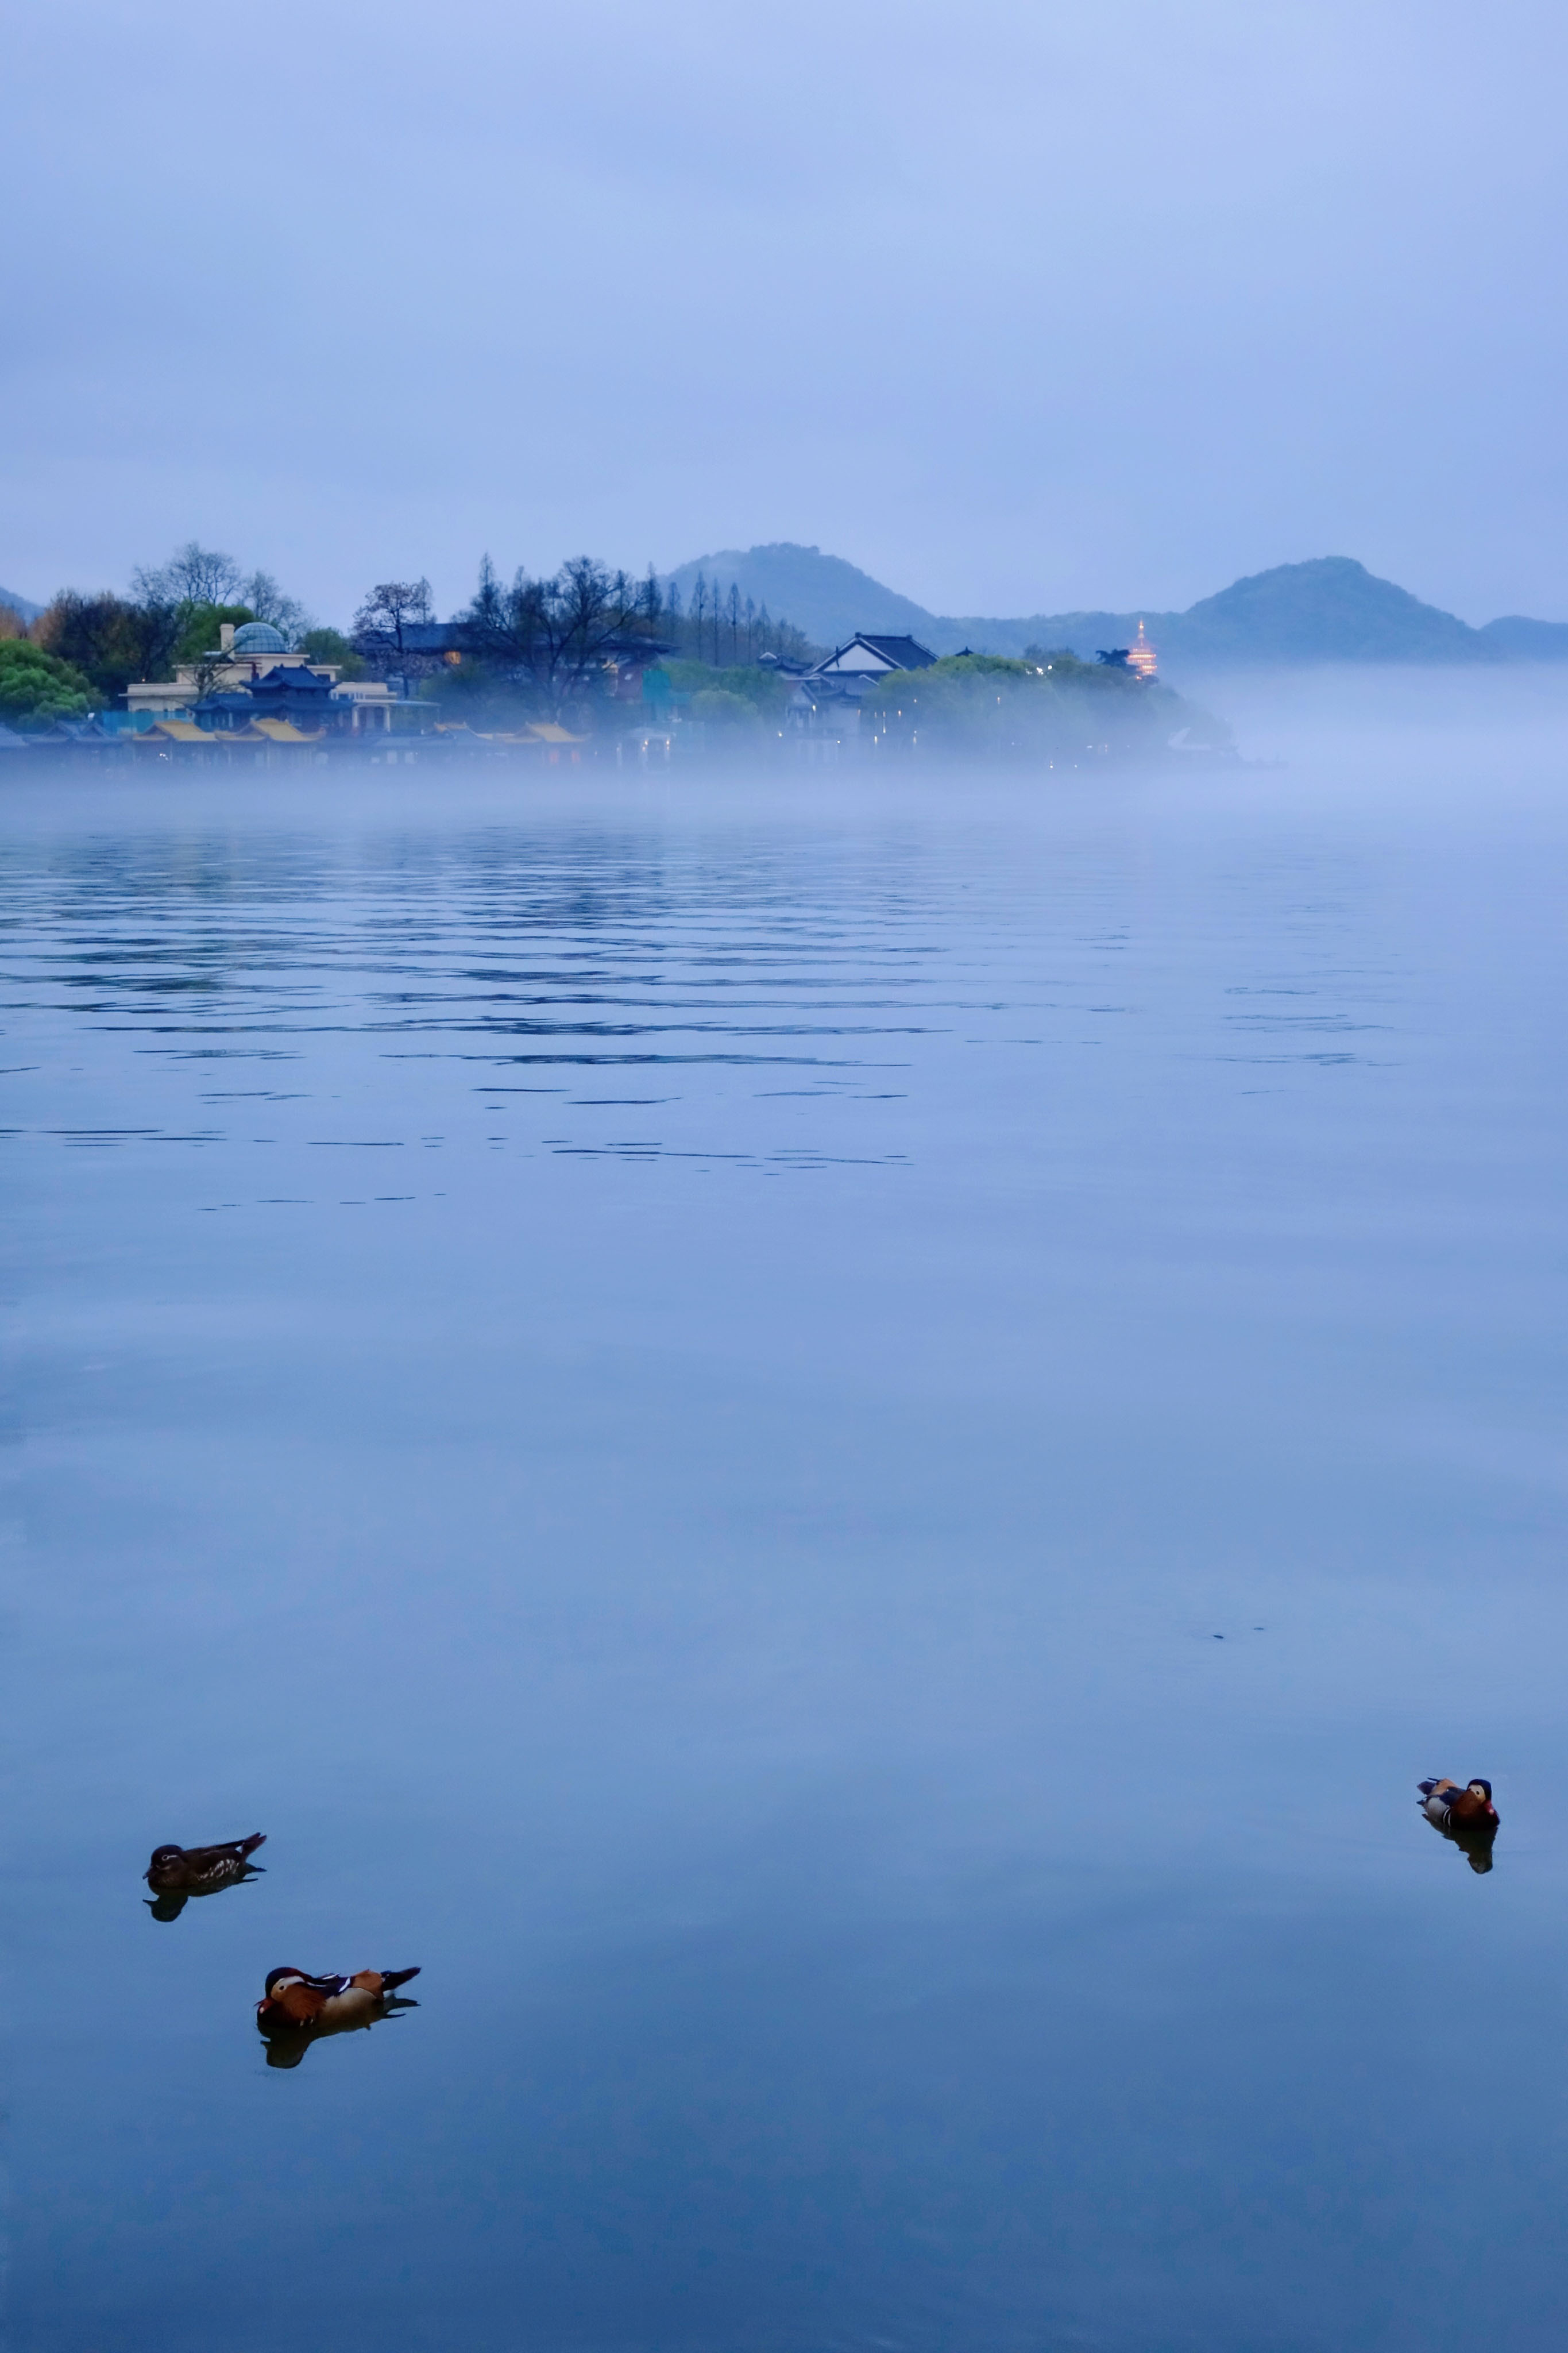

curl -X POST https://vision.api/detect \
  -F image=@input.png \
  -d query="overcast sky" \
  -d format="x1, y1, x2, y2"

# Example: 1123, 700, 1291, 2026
5, 0, 1565, 627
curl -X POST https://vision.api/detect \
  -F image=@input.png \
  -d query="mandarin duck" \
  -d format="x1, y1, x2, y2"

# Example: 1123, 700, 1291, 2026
256, 1966, 421, 2069
1418, 1778, 1499, 1873
145, 1832, 266, 1921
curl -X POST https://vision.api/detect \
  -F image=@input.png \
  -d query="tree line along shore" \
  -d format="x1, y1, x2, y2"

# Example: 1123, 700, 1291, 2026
0, 542, 1233, 766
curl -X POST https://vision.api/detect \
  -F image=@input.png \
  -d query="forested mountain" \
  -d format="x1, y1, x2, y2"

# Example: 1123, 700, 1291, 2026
663, 546, 935, 652
1477, 614, 1568, 658
667, 547, 1568, 670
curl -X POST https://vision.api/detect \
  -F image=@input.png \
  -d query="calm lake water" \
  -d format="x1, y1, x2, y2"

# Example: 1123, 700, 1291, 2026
6, 707, 1568, 2352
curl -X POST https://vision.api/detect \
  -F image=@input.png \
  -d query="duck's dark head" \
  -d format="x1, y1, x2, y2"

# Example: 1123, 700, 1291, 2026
1466, 1779, 1497, 1817
263, 1967, 304, 1999
146, 1845, 183, 1881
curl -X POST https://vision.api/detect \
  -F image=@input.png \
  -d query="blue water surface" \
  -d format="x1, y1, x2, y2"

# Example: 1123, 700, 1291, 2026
5, 719, 1567, 2352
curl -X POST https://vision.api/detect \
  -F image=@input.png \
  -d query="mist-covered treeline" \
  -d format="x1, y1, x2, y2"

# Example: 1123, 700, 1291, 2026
2, 543, 1228, 760
0, 542, 341, 715
864, 651, 1233, 758
654, 568, 818, 669
0, 542, 825, 728
348, 557, 824, 728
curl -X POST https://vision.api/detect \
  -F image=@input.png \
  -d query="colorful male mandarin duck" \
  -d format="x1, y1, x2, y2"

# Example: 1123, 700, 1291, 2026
1418, 1778, 1499, 1872
256, 1966, 421, 2069
145, 1833, 266, 1920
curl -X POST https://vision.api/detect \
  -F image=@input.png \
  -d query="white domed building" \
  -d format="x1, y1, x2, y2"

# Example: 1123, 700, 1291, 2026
226, 620, 291, 663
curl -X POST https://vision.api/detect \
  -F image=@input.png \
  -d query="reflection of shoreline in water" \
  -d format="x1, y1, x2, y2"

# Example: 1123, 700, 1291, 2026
14, 757, 1567, 2353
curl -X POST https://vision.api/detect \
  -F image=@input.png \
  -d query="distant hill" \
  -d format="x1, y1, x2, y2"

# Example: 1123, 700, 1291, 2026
1088, 557, 1489, 668
663, 545, 936, 651
667, 546, 1568, 670
1477, 614, 1568, 660
0, 584, 44, 622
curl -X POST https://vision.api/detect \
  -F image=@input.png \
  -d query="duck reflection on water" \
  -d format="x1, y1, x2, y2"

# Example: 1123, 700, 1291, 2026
1418, 1778, 1500, 1874
144, 1832, 267, 1921
256, 1966, 422, 2070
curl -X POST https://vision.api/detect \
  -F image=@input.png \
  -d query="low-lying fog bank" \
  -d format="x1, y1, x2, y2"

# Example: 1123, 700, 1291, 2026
1187, 661, 1568, 777
7, 661, 1566, 812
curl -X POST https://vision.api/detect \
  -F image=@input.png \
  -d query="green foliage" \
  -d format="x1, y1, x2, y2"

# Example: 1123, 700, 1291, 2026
36, 592, 180, 700
663, 660, 791, 717
299, 627, 365, 679
688, 686, 763, 729
661, 659, 716, 693
172, 603, 254, 665
863, 651, 1198, 760
455, 556, 643, 719
726, 664, 793, 711
132, 546, 310, 646
1019, 647, 1111, 683
0, 640, 94, 726
33, 554, 310, 708
428, 660, 534, 729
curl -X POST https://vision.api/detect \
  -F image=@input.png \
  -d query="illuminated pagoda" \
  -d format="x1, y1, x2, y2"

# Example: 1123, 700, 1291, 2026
1126, 620, 1157, 680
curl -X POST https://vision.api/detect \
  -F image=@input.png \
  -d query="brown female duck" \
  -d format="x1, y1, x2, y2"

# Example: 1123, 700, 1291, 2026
145, 1832, 266, 1920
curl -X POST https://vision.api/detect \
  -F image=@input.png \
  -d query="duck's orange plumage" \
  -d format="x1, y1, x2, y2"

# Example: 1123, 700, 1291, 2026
257, 1965, 420, 2036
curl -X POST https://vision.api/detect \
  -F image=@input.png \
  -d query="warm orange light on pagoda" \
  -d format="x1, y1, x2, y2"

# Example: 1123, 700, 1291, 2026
1127, 620, 1157, 680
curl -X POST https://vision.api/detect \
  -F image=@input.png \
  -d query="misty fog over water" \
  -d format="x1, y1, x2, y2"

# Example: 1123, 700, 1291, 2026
6, 689, 1568, 2352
